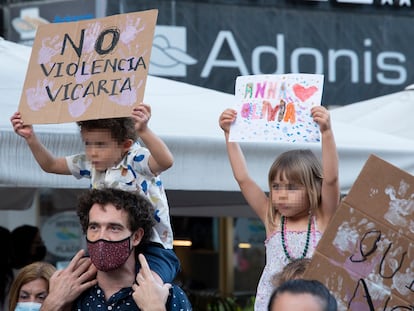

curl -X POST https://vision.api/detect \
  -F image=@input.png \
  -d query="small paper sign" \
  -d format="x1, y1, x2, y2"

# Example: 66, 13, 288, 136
229, 74, 324, 143
18, 9, 158, 124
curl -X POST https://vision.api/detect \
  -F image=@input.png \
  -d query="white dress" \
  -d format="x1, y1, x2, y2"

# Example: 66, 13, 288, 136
254, 216, 322, 311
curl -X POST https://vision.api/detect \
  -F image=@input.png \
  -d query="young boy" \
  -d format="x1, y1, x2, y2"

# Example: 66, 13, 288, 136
10, 103, 179, 284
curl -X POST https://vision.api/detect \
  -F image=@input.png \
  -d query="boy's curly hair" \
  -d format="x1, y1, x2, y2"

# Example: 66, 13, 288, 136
77, 117, 137, 143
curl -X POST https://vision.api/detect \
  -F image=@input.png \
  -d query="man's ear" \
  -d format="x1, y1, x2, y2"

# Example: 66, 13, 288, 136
123, 139, 133, 151
131, 228, 144, 247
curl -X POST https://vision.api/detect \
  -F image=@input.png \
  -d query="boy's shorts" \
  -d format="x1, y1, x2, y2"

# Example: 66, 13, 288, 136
138, 243, 181, 283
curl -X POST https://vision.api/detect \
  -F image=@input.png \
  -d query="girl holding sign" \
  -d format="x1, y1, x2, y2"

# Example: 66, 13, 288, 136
219, 105, 340, 311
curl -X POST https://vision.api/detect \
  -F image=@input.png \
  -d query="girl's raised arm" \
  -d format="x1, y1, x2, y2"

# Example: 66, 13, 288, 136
311, 106, 340, 231
219, 109, 269, 223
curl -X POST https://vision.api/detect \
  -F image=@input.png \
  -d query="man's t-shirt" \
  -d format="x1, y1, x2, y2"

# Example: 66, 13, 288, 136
73, 284, 192, 310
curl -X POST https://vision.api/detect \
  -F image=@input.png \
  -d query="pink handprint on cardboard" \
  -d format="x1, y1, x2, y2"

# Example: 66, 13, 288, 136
109, 76, 143, 107
82, 22, 102, 54
120, 16, 145, 45
68, 97, 92, 117
37, 35, 61, 64
25, 79, 53, 111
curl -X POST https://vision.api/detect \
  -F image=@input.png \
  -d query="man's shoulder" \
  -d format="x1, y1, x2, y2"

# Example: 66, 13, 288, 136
72, 285, 96, 309
167, 285, 192, 311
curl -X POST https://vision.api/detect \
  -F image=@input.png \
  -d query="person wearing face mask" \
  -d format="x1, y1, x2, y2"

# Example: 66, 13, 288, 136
8, 262, 56, 311
11, 225, 47, 273
41, 188, 191, 311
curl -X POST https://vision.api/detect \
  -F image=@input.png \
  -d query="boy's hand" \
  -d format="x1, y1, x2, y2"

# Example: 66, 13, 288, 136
132, 254, 171, 311
311, 106, 331, 134
10, 112, 34, 139
132, 103, 151, 133
219, 109, 237, 134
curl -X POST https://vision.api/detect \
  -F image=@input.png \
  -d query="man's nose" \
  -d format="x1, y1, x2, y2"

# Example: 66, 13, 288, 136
97, 229, 109, 240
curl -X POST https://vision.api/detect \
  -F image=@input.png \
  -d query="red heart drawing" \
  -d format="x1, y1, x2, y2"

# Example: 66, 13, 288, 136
293, 84, 318, 102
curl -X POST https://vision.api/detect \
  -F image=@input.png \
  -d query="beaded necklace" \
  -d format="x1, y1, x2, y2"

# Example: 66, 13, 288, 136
280, 215, 312, 261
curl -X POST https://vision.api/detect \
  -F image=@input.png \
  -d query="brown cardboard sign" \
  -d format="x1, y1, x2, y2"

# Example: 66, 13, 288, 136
18, 9, 158, 124
303, 155, 414, 311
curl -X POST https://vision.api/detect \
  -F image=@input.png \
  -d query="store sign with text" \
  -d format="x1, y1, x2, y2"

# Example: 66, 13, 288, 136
119, 1, 414, 106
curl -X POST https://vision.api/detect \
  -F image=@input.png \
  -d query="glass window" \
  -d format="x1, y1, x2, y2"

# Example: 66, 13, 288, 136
234, 218, 265, 293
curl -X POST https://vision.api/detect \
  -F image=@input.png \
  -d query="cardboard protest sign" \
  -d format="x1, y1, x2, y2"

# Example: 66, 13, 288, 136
18, 9, 158, 124
303, 155, 414, 311
229, 74, 324, 143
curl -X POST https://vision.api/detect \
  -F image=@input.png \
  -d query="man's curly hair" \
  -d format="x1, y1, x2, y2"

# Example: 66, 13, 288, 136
77, 188, 155, 245
77, 118, 137, 143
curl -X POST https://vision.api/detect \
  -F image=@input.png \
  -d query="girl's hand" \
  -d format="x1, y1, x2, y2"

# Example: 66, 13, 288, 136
219, 109, 237, 134
132, 103, 151, 133
10, 112, 34, 139
311, 106, 331, 134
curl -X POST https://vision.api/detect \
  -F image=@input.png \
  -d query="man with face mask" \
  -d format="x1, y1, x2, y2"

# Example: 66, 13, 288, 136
40, 188, 192, 311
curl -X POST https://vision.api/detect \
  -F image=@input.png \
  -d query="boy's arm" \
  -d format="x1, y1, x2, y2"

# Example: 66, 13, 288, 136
26, 134, 71, 174
138, 127, 174, 176
10, 112, 70, 175
311, 106, 340, 225
132, 104, 173, 176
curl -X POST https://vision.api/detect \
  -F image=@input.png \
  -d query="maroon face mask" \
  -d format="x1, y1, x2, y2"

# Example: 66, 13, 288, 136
86, 235, 133, 272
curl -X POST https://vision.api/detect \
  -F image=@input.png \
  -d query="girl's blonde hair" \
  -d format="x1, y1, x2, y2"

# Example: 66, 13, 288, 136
267, 149, 323, 228
8, 261, 56, 311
